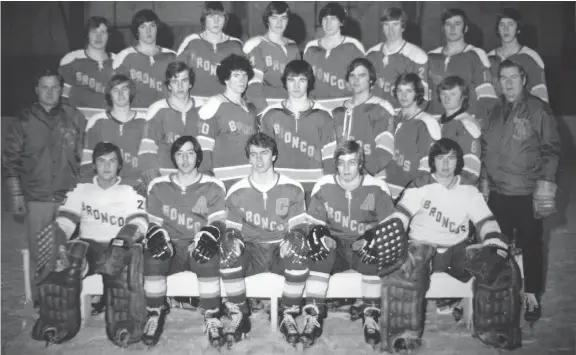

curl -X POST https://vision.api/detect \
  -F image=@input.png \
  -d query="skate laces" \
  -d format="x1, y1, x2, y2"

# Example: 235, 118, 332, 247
203, 310, 223, 339
363, 307, 380, 334
280, 306, 299, 334
302, 305, 320, 334
525, 293, 539, 312
225, 302, 243, 332
144, 307, 163, 336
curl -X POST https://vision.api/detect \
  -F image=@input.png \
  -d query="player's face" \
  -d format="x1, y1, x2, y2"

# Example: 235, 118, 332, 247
110, 82, 131, 108
225, 70, 249, 95
268, 12, 289, 35
249, 145, 275, 174
348, 65, 371, 95
499, 66, 526, 103
337, 153, 361, 183
322, 15, 342, 37
168, 70, 191, 100
434, 150, 458, 179
382, 20, 404, 42
174, 142, 198, 174
205, 12, 226, 34
498, 18, 519, 43
443, 16, 466, 42
36, 75, 62, 108
396, 83, 417, 108
95, 152, 119, 183
286, 74, 309, 99
138, 21, 157, 45
440, 86, 464, 113
88, 24, 109, 51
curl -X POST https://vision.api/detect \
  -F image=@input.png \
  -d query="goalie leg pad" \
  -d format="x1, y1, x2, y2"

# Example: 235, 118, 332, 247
104, 244, 147, 348
32, 240, 89, 345
472, 254, 523, 350
379, 242, 435, 353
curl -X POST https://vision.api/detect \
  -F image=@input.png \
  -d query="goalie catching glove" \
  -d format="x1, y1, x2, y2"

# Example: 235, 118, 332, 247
307, 225, 335, 262
190, 225, 221, 263
465, 236, 510, 286
219, 228, 245, 269
144, 224, 174, 260
280, 228, 309, 264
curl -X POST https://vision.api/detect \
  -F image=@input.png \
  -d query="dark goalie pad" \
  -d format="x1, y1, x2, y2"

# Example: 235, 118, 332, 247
379, 242, 436, 353
472, 248, 523, 350
103, 244, 147, 348
32, 239, 89, 345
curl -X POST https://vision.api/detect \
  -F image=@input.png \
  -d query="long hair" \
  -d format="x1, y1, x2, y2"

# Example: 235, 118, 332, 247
171, 136, 203, 168
428, 138, 464, 175
281, 60, 315, 94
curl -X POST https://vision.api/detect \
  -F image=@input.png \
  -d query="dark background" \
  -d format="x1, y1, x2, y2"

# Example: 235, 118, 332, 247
2, 1, 576, 116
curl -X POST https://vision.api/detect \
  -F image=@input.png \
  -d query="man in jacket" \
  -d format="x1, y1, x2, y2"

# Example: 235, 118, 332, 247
3, 68, 87, 305
481, 59, 561, 324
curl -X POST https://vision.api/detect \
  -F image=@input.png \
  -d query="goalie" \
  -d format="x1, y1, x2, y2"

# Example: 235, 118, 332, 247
31, 142, 148, 347
375, 138, 522, 353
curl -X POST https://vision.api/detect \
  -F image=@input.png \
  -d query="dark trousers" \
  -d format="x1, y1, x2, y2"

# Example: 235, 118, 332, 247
488, 192, 543, 294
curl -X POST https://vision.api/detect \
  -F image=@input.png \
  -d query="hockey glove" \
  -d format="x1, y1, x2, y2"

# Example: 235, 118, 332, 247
280, 228, 310, 264
144, 223, 174, 260
352, 229, 377, 264
306, 225, 334, 262
190, 225, 221, 263
533, 180, 557, 219
219, 228, 245, 269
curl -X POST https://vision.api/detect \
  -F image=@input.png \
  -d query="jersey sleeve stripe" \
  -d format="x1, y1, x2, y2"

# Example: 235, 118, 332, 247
197, 136, 215, 151
418, 157, 431, 172
56, 217, 77, 240
250, 69, 264, 84
306, 214, 327, 226
476, 216, 500, 240
214, 164, 252, 181
57, 209, 81, 224
463, 155, 481, 177
530, 84, 549, 103
126, 212, 148, 224
387, 183, 404, 199
288, 213, 308, 230
422, 80, 430, 100
225, 220, 243, 231
81, 149, 93, 166
62, 84, 72, 98
126, 215, 149, 235
275, 168, 323, 183
375, 131, 394, 155
475, 83, 498, 100
148, 213, 164, 226
208, 210, 227, 224
321, 141, 336, 160
138, 139, 158, 155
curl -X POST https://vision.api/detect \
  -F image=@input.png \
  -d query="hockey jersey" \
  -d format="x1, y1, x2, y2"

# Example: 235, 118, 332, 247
392, 174, 501, 247
366, 41, 429, 109
303, 37, 366, 103
59, 49, 115, 111
113, 46, 177, 109
56, 177, 147, 243
176, 33, 244, 100
384, 111, 441, 198
440, 110, 481, 185
332, 96, 396, 178
308, 174, 395, 240
138, 98, 213, 177
243, 36, 301, 113
81, 110, 148, 187
427, 45, 498, 123
226, 174, 308, 243
259, 101, 336, 193
198, 95, 259, 189
147, 173, 227, 241
487, 46, 548, 103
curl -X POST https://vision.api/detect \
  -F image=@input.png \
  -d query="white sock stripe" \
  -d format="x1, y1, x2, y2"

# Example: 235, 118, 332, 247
221, 279, 246, 295
220, 266, 243, 274
285, 268, 309, 276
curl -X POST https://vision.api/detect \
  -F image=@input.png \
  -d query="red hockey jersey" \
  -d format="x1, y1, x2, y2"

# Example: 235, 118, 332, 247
198, 95, 259, 189
225, 174, 308, 243
80, 110, 147, 187
259, 101, 336, 193
384, 111, 441, 198
440, 111, 481, 185
138, 98, 213, 177
113, 46, 177, 109
366, 41, 429, 109
303, 37, 365, 101
176, 33, 243, 100
488, 46, 548, 103
147, 173, 227, 241
308, 174, 395, 240
59, 50, 115, 111
428, 45, 497, 124
243, 35, 301, 113
332, 96, 396, 178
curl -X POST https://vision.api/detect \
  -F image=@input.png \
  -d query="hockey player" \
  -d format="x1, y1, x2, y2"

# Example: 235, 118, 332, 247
332, 58, 396, 179
243, 1, 301, 113
374, 138, 522, 352
385, 73, 441, 198
113, 9, 177, 109
304, 140, 397, 348
260, 60, 336, 196
141, 135, 227, 347
32, 142, 148, 347
198, 54, 259, 190
366, 7, 429, 110
80, 74, 147, 187
437, 75, 481, 185
138, 62, 214, 193
176, 1, 243, 105
303, 2, 366, 109
488, 8, 548, 103
59, 16, 115, 119
427, 8, 497, 124
219, 132, 309, 348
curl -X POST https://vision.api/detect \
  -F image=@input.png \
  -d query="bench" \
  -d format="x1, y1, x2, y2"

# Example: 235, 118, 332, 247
21, 249, 524, 332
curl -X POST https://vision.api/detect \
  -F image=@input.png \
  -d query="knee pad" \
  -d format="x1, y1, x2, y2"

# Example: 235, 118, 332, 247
104, 244, 147, 347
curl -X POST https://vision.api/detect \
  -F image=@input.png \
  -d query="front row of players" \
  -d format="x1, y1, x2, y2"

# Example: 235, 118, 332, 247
31, 134, 522, 351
